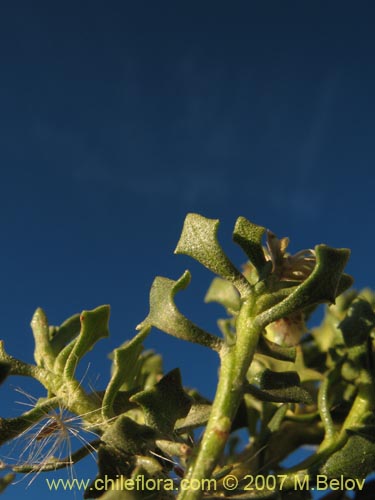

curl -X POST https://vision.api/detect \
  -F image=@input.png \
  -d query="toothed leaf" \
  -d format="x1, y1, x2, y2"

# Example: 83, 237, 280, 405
137, 271, 221, 351
49, 313, 81, 354
101, 415, 156, 455
258, 245, 351, 327
339, 298, 375, 348
247, 369, 313, 404
103, 327, 150, 419
86, 416, 159, 499
232, 216, 268, 274
64, 305, 110, 379
175, 403, 212, 433
321, 432, 375, 480
137, 351, 163, 389
174, 213, 251, 296
130, 369, 192, 434
257, 335, 297, 362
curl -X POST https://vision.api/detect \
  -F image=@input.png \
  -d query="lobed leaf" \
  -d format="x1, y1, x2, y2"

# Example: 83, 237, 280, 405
175, 403, 212, 433
49, 312, 81, 355
137, 271, 222, 351
257, 245, 352, 328
339, 298, 375, 348
130, 369, 192, 434
232, 216, 268, 275
321, 432, 375, 480
102, 326, 151, 419
256, 335, 296, 362
246, 369, 313, 404
174, 213, 251, 297
63, 305, 110, 379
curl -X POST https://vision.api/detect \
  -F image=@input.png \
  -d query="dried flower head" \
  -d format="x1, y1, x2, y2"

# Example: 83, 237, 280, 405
265, 231, 316, 282
0, 388, 100, 486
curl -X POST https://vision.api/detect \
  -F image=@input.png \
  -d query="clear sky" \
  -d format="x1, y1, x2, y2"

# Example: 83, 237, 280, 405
1, 1, 375, 498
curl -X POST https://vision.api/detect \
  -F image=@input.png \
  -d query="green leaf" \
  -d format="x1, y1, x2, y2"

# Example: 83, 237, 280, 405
49, 313, 81, 355
321, 433, 375, 480
232, 216, 268, 274
245, 384, 312, 404
246, 369, 313, 404
260, 369, 297, 389
50, 313, 82, 374
101, 415, 156, 456
257, 245, 352, 327
267, 404, 288, 433
137, 351, 163, 389
31, 308, 55, 370
339, 298, 375, 347
256, 335, 296, 362
0, 341, 38, 380
337, 273, 355, 297
84, 445, 131, 499
204, 277, 241, 313
102, 326, 151, 419
174, 213, 251, 297
87, 416, 162, 498
85, 416, 157, 499
175, 403, 212, 433
130, 369, 192, 434
54, 341, 77, 375
63, 305, 110, 379
137, 271, 222, 351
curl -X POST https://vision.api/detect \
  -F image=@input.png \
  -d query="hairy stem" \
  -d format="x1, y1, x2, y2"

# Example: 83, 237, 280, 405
11, 439, 101, 473
177, 298, 261, 500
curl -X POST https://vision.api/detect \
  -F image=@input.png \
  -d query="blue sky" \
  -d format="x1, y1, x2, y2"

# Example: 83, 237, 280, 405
1, 1, 375, 498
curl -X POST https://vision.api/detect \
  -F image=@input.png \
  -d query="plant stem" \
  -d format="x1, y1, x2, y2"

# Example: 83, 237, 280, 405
317, 372, 335, 444
281, 366, 375, 483
177, 298, 261, 500
12, 439, 101, 473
